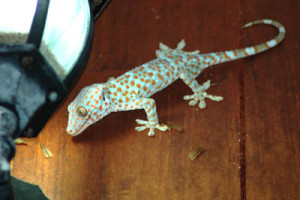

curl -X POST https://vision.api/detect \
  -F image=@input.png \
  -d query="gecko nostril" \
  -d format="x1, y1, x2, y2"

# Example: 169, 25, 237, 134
66, 128, 73, 134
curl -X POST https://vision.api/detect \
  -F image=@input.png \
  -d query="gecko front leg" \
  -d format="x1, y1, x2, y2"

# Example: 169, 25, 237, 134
130, 98, 168, 136
180, 73, 223, 109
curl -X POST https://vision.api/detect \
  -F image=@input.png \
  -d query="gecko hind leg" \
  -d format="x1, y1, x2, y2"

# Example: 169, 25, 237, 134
180, 73, 223, 109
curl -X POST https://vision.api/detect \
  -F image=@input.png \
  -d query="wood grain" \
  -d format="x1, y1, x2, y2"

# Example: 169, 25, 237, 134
11, 0, 299, 200
240, 1, 300, 199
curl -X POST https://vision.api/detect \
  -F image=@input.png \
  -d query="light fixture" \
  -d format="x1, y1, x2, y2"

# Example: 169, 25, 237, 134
0, 0, 110, 199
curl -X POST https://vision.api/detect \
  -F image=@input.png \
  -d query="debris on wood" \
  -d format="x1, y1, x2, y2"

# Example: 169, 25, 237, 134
188, 146, 203, 160
41, 144, 53, 158
162, 123, 183, 132
14, 138, 27, 145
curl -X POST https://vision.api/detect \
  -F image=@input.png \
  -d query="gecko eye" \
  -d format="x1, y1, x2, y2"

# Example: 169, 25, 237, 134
102, 94, 106, 101
77, 106, 88, 117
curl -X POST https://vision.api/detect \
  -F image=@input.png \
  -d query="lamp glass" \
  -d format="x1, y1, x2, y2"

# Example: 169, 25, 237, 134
0, 0, 91, 80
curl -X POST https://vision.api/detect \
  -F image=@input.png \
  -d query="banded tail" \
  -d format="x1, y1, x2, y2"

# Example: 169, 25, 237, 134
202, 19, 286, 66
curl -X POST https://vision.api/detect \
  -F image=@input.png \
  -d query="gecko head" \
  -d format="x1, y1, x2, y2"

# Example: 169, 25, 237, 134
66, 84, 111, 136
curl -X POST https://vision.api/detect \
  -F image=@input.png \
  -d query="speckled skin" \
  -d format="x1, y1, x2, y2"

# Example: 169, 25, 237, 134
67, 19, 285, 136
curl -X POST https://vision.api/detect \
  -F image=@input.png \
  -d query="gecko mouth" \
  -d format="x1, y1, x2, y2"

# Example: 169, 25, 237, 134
67, 117, 90, 136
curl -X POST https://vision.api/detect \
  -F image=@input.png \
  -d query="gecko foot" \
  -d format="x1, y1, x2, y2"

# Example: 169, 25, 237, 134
135, 119, 169, 136
183, 80, 223, 109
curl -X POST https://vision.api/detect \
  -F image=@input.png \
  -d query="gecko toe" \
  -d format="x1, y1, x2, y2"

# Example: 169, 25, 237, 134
136, 119, 148, 125
199, 99, 207, 109
135, 126, 147, 132
156, 124, 169, 131
189, 99, 198, 106
148, 129, 155, 136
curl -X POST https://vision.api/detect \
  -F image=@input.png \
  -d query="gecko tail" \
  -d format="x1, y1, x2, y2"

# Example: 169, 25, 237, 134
202, 19, 286, 66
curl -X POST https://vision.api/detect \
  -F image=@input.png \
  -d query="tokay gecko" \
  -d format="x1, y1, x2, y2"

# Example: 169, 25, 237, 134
66, 19, 285, 136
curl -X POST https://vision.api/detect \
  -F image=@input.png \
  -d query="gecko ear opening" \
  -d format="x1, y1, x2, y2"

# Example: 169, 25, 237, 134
101, 93, 106, 101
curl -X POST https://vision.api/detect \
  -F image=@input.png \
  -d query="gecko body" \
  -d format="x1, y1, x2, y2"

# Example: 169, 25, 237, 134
67, 19, 285, 136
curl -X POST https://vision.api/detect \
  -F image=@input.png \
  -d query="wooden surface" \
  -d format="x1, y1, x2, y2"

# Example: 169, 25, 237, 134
11, 0, 299, 199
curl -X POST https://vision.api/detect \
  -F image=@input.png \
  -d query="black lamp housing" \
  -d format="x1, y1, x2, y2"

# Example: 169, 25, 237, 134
0, 0, 99, 137
0, 0, 110, 199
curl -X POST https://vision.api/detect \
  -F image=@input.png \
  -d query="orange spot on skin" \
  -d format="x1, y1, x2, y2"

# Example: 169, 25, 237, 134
224, 52, 230, 60
120, 82, 124, 85
157, 74, 163, 80
264, 43, 270, 48
126, 97, 130, 102
111, 84, 116, 88
148, 72, 153, 77
94, 99, 99, 104
145, 79, 150, 83
87, 101, 91, 106
108, 91, 112, 94
119, 99, 123, 103
131, 90, 136, 95
125, 75, 130, 78
139, 67, 144, 71
137, 84, 141, 88
117, 87, 122, 92
113, 92, 117, 96
99, 105, 103, 111
91, 105, 97, 109
124, 80, 128, 83
242, 49, 249, 56
143, 86, 148, 91
174, 60, 179, 65
140, 78, 144, 82
134, 75, 138, 79
166, 72, 170, 77
105, 102, 108, 106
130, 81, 135, 86
151, 80, 156, 85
